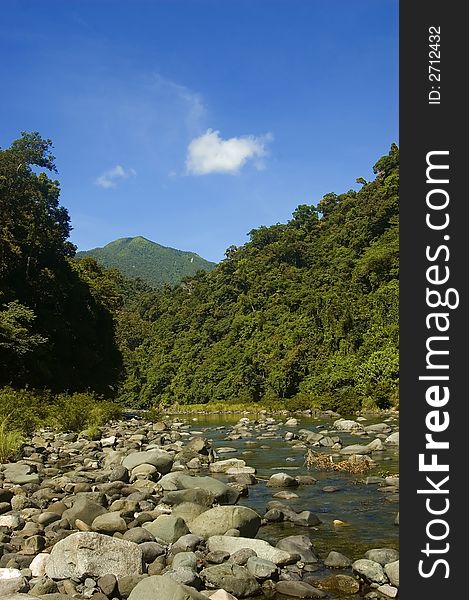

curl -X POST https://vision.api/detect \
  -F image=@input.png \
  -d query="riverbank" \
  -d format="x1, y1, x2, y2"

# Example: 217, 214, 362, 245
0, 412, 399, 599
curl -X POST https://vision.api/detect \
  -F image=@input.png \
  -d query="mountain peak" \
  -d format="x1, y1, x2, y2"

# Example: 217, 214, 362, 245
76, 236, 216, 287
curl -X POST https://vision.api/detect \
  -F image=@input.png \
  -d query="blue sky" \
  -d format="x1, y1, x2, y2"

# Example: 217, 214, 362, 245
1, 0, 398, 262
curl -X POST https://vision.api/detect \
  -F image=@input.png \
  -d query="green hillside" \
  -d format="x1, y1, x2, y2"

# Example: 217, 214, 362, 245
76, 237, 216, 288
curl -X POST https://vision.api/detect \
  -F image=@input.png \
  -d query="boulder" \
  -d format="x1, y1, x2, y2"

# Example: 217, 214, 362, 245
200, 564, 260, 598
128, 575, 207, 600
266, 473, 299, 487
276, 535, 319, 563
158, 473, 239, 505
62, 496, 107, 527
45, 532, 143, 580
365, 548, 399, 566
91, 512, 128, 534
275, 580, 327, 598
122, 449, 174, 474
385, 432, 399, 445
352, 559, 388, 584
333, 419, 365, 432
189, 506, 261, 539
208, 536, 293, 565
143, 515, 190, 544
246, 556, 278, 579
0, 568, 25, 596
324, 550, 352, 568
384, 560, 399, 587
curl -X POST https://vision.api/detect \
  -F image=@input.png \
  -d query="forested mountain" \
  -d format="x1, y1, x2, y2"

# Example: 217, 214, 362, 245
119, 145, 399, 412
1, 132, 398, 414
76, 237, 216, 288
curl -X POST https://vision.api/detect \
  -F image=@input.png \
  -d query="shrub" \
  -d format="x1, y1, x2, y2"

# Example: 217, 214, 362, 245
0, 417, 23, 463
0, 387, 51, 434
51, 393, 122, 432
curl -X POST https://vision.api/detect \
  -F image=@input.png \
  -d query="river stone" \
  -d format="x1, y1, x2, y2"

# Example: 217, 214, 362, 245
29, 553, 50, 577
275, 580, 327, 598
364, 423, 392, 434
340, 444, 373, 455
172, 552, 198, 571
208, 536, 293, 565
172, 534, 204, 553
324, 550, 352, 568
352, 559, 388, 584
123, 527, 155, 543
143, 515, 190, 543
207, 591, 238, 600
0, 568, 25, 596
246, 556, 278, 579
162, 488, 215, 507
333, 419, 365, 432
122, 449, 174, 474
127, 575, 208, 600
266, 473, 299, 487
311, 574, 360, 594
189, 506, 261, 538
158, 473, 239, 504
45, 532, 143, 579
285, 418, 298, 427
172, 502, 208, 524
385, 432, 399, 445
91, 512, 128, 533
131, 464, 159, 480
209, 459, 246, 473
200, 564, 260, 598
377, 584, 398, 597
384, 560, 399, 587
118, 574, 149, 597
276, 535, 319, 563
62, 496, 107, 527
365, 548, 399, 566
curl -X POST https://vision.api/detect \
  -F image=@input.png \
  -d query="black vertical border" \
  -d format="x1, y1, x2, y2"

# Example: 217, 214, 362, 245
400, 1, 465, 596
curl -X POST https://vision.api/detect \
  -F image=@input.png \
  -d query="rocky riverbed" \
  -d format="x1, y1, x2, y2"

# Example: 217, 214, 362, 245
0, 412, 399, 599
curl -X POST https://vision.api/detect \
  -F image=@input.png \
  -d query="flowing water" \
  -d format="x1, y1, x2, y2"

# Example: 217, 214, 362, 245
172, 413, 399, 597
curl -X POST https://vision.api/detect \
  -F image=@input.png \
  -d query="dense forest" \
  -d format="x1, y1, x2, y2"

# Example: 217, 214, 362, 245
1, 132, 398, 418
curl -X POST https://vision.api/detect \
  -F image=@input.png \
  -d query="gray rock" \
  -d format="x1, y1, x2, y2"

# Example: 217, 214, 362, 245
377, 584, 398, 597
46, 532, 143, 579
352, 559, 388, 584
384, 560, 399, 587
122, 449, 174, 474
123, 527, 156, 544
229, 548, 257, 565
140, 542, 166, 563
143, 515, 190, 544
208, 536, 293, 565
189, 506, 261, 539
324, 550, 352, 568
276, 535, 319, 563
385, 432, 399, 445
200, 564, 260, 598
333, 419, 365, 433
171, 534, 203, 553
246, 556, 278, 579
62, 496, 107, 527
172, 552, 197, 571
0, 568, 26, 596
209, 458, 245, 473
98, 573, 117, 596
118, 574, 149, 598
266, 472, 299, 487
365, 548, 399, 566
91, 512, 128, 534
158, 473, 239, 505
127, 575, 207, 600
275, 580, 327, 598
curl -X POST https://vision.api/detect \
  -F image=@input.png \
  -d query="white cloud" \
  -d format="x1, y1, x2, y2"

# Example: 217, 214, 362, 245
186, 129, 272, 175
95, 165, 136, 188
